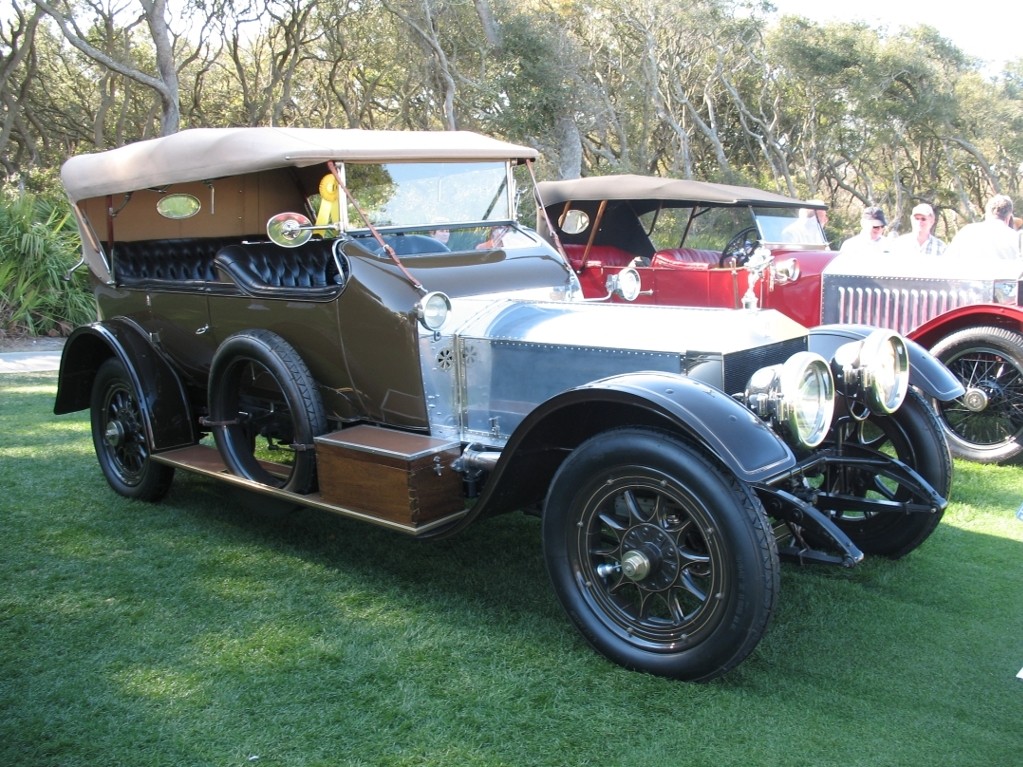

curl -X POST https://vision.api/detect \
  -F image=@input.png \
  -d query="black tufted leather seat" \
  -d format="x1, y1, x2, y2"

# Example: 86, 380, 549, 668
213, 240, 345, 299
113, 237, 259, 286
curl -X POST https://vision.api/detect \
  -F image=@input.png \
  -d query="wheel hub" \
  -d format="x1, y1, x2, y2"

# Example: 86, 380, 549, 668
104, 419, 126, 448
620, 550, 651, 580
962, 386, 991, 413
621, 524, 679, 590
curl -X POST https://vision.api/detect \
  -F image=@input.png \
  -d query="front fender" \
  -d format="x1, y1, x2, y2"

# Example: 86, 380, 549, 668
808, 324, 964, 401
468, 371, 796, 520
909, 303, 1023, 348
54, 319, 196, 450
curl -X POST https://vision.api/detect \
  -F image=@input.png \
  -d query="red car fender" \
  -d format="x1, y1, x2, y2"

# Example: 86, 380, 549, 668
908, 303, 1023, 349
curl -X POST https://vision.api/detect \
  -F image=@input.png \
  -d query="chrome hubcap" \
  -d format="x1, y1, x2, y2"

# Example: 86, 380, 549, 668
962, 387, 990, 413
104, 419, 125, 448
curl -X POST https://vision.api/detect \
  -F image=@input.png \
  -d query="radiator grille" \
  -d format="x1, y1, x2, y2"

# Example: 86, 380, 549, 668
823, 276, 991, 335
722, 337, 807, 396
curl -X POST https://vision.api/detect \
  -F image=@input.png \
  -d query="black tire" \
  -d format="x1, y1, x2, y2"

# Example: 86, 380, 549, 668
542, 428, 779, 682
930, 326, 1023, 464
208, 330, 327, 494
820, 389, 951, 558
90, 357, 175, 501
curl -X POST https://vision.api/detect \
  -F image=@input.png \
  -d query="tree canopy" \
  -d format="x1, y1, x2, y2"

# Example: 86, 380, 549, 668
3, 0, 1022, 237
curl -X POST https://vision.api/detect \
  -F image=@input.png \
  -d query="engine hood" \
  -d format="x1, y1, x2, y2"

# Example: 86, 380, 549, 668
448, 298, 809, 354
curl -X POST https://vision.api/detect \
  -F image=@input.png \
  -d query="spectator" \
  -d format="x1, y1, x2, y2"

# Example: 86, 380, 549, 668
839, 206, 889, 256
476, 225, 509, 250
782, 201, 829, 245
945, 194, 1022, 261
894, 203, 946, 255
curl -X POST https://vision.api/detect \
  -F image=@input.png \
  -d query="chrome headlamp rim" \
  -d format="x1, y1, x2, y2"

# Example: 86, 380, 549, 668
416, 291, 452, 331
837, 330, 910, 415
745, 351, 836, 449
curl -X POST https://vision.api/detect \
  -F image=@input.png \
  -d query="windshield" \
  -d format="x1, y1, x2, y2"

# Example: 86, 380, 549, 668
340, 161, 514, 230
755, 207, 828, 246
639, 206, 750, 251
637, 204, 826, 250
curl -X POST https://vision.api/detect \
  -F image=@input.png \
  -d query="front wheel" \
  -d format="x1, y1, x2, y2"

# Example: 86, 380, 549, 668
542, 428, 779, 682
930, 326, 1023, 464
90, 357, 175, 501
818, 389, 951, 558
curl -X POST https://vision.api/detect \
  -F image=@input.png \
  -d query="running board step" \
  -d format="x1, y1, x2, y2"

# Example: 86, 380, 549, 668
152, 439, 468, 536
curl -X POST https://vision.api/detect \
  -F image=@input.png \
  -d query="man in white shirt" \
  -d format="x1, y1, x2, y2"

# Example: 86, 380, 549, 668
945, 194, 1021, 260
894, 203, 946, 255
781, 202, 829, 246
840, 206, 889, 257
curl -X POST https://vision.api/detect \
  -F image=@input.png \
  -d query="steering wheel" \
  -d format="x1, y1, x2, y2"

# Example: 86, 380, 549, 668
719, 226, 760, 267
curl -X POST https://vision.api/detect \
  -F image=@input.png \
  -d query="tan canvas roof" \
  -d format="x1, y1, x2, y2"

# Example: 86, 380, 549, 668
61, 127, 539, 202
536, 174, 822, 209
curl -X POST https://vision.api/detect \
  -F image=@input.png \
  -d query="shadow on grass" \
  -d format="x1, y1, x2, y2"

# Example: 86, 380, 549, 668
4, 371, 1022, 767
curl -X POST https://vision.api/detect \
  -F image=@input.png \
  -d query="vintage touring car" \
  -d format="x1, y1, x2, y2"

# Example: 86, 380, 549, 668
56, 128, 961, 681
536, 174, 1023, 464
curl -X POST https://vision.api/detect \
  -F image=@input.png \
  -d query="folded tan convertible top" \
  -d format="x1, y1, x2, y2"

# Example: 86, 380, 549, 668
536, 174, 823, 210
61, 127, 539, 202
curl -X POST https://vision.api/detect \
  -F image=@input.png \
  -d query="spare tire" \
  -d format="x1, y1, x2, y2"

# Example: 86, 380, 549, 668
208, 329, 327, 494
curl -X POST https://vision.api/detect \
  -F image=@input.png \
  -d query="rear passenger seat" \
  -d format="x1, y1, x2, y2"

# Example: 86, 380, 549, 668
112, 236, 345, 300
113, 237, 249, 286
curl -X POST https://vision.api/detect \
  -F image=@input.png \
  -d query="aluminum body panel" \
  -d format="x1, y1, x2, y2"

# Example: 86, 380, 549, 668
420, 299, 808, 443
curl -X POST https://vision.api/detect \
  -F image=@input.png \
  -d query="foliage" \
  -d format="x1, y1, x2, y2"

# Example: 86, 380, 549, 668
2, 372, 1022, 766
4, 0, 1023, 240
0, 187, 93, 338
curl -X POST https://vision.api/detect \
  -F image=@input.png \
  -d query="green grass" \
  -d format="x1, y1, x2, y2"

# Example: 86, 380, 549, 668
2, 371, 1021, 767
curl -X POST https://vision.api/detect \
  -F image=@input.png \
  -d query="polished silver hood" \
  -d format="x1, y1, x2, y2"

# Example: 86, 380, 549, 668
421, 299, 809, 443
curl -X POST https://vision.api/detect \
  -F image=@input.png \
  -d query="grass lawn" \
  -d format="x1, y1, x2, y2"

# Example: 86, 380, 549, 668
2, 371, 1021, 767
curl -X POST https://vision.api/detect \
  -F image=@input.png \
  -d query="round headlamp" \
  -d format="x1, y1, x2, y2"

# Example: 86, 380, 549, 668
745, 352, 836, 449
606, 267, 641, 302
833, 330, 909, 415
416, 291, 451, 331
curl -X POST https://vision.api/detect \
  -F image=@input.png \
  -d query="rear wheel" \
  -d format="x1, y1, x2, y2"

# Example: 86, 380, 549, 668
208, 330, 326, 494
930, 326, 1023, 464
542, 428, 779, 682
90, 357, 175, 501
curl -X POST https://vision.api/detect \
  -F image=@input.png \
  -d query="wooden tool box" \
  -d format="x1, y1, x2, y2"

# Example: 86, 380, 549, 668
314, 425, 464, 527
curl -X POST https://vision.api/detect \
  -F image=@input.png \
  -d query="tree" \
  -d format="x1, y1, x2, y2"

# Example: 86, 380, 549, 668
33, 0, 184, 135
0, 2, 44, 176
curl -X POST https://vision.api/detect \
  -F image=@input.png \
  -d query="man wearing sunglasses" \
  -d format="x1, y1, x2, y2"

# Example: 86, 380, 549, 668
839, 205, 889, 257
894, 203, 946, 256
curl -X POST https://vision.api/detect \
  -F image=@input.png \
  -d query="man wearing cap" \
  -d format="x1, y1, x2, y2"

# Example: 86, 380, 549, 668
839, 206, 889, 256
945, 194, 1022, 261
894, 203, 946, 256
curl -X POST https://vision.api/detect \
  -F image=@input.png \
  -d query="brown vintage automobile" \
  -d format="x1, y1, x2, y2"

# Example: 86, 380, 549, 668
56, 128, 959, 681
536, 174, 1023, 464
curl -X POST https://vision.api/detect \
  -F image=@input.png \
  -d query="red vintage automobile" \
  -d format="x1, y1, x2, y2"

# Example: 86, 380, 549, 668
536, 175, 1023, 464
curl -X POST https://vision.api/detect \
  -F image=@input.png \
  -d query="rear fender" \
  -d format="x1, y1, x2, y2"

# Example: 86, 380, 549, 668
471, 371, 796, 519
808, 324, 964, 401
54, 320, 196, 450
